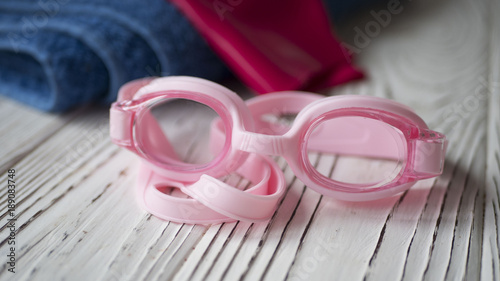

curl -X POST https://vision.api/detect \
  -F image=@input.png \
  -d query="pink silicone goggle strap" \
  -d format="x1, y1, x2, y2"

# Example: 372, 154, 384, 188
181, 153, 285, 221
136, 153, 285, 224
137, 165, 229, 224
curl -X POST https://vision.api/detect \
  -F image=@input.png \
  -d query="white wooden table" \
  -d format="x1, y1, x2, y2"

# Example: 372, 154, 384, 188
1, 0, 499, 280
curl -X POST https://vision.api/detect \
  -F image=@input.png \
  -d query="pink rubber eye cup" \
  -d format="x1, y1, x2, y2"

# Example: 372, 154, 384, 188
211, 92, 447, 201
110, 76, 255, 182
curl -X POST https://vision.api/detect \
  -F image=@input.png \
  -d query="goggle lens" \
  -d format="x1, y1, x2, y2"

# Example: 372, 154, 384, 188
306, 115, 406, 188
137, 98, 226, 166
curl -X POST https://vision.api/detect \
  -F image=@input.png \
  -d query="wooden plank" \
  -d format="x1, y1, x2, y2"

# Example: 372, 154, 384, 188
171, 177, 250, 281
482, 0, 500, 278
0, 97, 81, 173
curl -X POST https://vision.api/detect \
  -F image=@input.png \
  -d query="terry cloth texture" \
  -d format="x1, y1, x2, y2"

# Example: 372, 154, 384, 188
0, 0, 229, 112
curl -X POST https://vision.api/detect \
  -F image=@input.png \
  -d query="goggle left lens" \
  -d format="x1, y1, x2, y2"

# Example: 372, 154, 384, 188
136, 97, 226, 167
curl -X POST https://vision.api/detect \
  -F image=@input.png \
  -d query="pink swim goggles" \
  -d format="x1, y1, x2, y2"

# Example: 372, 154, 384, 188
110, 76, 447, 222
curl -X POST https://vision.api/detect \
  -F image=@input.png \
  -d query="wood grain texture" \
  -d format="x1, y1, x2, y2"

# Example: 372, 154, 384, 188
1, 0, 499, 280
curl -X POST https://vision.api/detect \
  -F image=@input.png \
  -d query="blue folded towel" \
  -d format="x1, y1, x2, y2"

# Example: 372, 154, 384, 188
0, 0, 230, 112
0, 0, 379, 112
